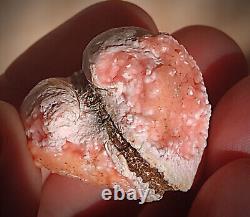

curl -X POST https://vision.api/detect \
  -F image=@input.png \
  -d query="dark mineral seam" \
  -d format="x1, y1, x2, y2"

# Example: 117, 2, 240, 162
71, 73, 173, 195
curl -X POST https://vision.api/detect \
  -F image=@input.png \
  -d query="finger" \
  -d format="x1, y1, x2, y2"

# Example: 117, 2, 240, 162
138, 190, 195, 217
205, 76, 250, 176
75, 200, 142, 217
189, 158, 250, 217
38, 174, 142, 217
172, 25, 248, 105
0, 1, 158, 108
0, 100, 41, 217
38, 175, 102, 217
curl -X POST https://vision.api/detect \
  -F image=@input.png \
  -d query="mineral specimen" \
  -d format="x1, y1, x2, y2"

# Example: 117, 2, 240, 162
21, 27, 211, 202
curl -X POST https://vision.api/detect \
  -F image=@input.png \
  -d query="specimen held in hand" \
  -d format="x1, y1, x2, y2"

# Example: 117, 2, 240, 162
21, 27, 211, 202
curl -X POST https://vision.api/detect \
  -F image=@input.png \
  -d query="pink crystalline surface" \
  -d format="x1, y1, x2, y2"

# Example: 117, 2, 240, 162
93, 34, 210, 160
22, 32, 211, 198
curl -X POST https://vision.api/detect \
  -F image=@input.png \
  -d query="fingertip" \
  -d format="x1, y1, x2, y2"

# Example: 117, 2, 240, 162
189, 159, 250, 217
206, 76, 250, 176
172, 25, 248, 105
39, 174, 143, 217
38, 175, 103, 217
0, 100, 41, 217
138, 191, 194, 217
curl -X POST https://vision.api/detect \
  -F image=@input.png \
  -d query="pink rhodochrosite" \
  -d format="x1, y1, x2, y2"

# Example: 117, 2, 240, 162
21, 27, 211, 202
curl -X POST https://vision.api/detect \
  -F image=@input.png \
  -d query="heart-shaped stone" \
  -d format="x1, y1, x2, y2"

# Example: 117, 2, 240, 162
21, 27, 211, 202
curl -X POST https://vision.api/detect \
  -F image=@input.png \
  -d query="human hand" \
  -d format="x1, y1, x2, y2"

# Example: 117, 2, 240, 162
0, 1, 249, 217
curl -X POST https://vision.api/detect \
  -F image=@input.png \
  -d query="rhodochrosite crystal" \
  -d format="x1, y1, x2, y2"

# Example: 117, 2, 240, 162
21, 27, 211, 202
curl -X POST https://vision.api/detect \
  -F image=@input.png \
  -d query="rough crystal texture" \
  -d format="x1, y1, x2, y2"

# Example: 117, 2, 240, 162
21, 27, 211, 202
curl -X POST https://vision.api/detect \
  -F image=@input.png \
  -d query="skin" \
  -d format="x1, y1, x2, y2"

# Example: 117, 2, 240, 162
0, 1, 249, 217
